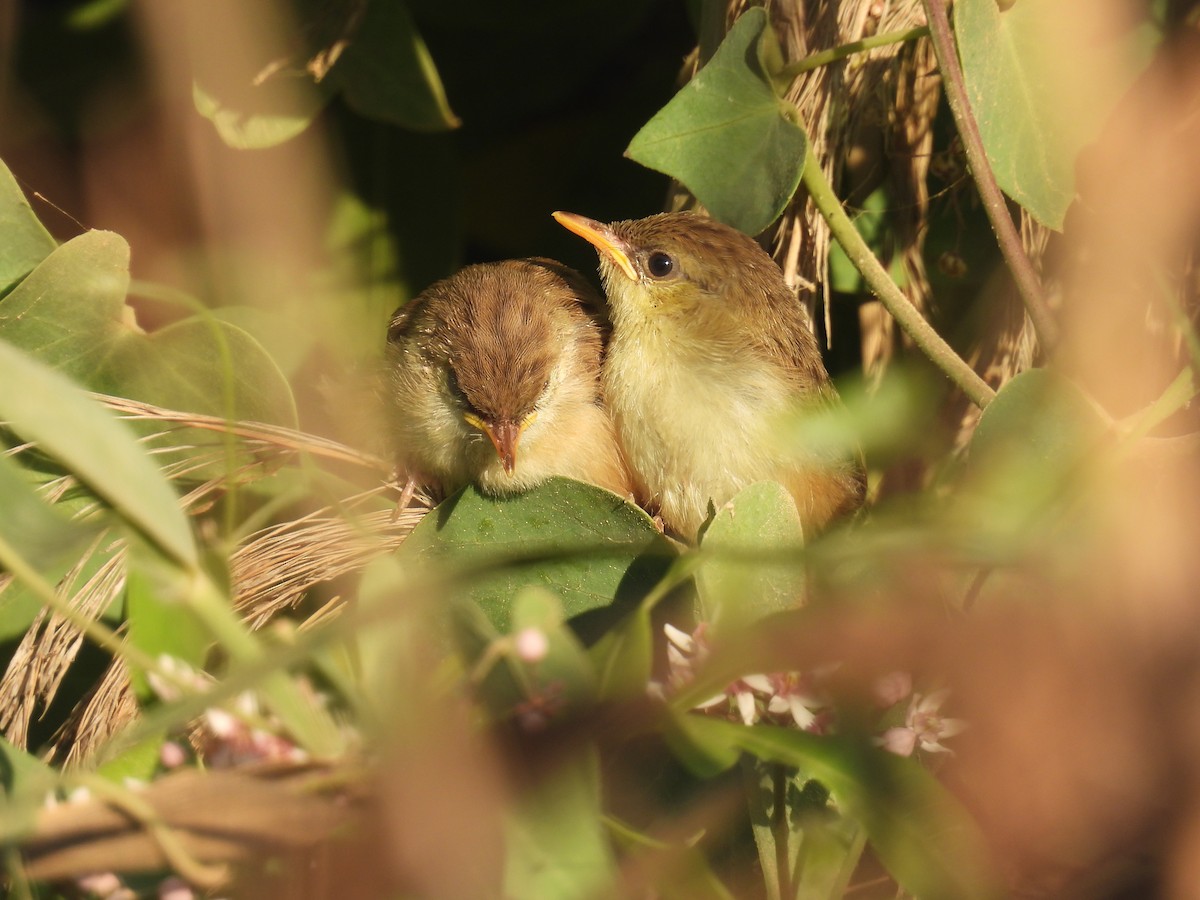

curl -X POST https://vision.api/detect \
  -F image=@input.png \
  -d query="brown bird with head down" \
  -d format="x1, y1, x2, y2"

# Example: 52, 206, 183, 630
385, 258, 631, 500
553, 210, 864, 540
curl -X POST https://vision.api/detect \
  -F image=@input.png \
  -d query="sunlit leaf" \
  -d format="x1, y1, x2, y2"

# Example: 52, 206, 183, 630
0, 230, 296, 428
0, 158, 56, 295
0, 340, 196, 566
125, 544, 211, 700
955, 0, 1159, 229
589, 554, 701, 702
626, 8, 807, 235
399, 478, 675, 635
193, 75, 333, 151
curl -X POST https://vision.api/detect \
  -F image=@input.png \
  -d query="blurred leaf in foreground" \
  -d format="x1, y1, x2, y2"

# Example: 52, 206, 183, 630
960, 368, 1110, 547
0, 339, 196, 567
697, 481, 805, 632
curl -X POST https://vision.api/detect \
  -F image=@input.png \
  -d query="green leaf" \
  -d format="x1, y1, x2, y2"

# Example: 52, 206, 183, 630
0, 340, 196, 567
0, 451, 100, 577
193, 74, 333, 151
955, 0, 1159, 229
0, 158, 56, 294
606, 815, 737, 900
398, 478, 676, 635
0, 452, 105, 642
626, 8, 808, 235
510, 587, 595, 704
661, 708, 741, 780
698, 481, 805, 632
503, 750, 616, 899
0, 231, 296, 428
828, 185, 907, 294
96, 734, 165, 784
0, 736, 57, 843
125, 544, 211, 700
331, 0, 460, 131
963, 369, 1109, 547
588, 554, 702, 702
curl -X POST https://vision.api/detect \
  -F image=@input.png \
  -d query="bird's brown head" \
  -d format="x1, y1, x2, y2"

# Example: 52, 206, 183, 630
389, 259, 601, 475
552, 211, 791, 328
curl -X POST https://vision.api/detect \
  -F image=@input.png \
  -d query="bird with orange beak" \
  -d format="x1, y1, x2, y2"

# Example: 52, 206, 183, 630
553, 210, 864, 540
385, 258, 631, 501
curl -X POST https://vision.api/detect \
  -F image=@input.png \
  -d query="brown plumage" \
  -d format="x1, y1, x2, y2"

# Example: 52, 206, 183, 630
384, 258, 631, 499
554, 211, 864, 540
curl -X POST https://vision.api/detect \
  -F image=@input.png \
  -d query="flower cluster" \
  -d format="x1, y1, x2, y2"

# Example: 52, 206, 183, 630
148, 655, 310, 769
654, 624, 965, 756
657, 623, 833, 731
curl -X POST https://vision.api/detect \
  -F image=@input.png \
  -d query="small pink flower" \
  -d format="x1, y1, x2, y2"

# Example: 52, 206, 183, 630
879, 689, 967, 756
751, 672, 828, 730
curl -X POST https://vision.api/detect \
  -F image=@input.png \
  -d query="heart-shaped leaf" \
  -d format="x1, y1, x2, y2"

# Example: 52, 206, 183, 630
955, 0, 1159, 229
626, 8, 808, 236
0, 230, 296, 428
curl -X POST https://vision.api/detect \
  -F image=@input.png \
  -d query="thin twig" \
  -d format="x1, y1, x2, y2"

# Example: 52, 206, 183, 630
802, 151, 997, 408
921, 0, 1061, 352
778, 25, 930, 79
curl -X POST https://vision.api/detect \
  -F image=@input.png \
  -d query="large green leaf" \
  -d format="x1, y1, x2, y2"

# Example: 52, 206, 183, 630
955, 0, 1159, 229
0, 340, 196, 567
0, 230, 296, 427
0, 159, 56, 295
399, 478, 675, 635
626, 8, 807, 236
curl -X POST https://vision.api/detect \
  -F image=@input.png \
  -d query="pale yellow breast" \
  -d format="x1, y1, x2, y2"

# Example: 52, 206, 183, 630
605, 321, 794, 537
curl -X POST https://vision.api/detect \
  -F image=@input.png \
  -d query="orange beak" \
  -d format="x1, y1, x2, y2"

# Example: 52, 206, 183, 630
552, 211, 638, 281
483, 419, 522, 475
463, 412, 536, 475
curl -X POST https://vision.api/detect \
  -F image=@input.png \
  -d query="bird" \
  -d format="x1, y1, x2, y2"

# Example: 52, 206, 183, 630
553, 210, 864, 540
383, 258, 631, 503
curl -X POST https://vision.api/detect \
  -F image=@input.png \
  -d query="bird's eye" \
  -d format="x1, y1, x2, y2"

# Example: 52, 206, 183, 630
646, 251, 675, 279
